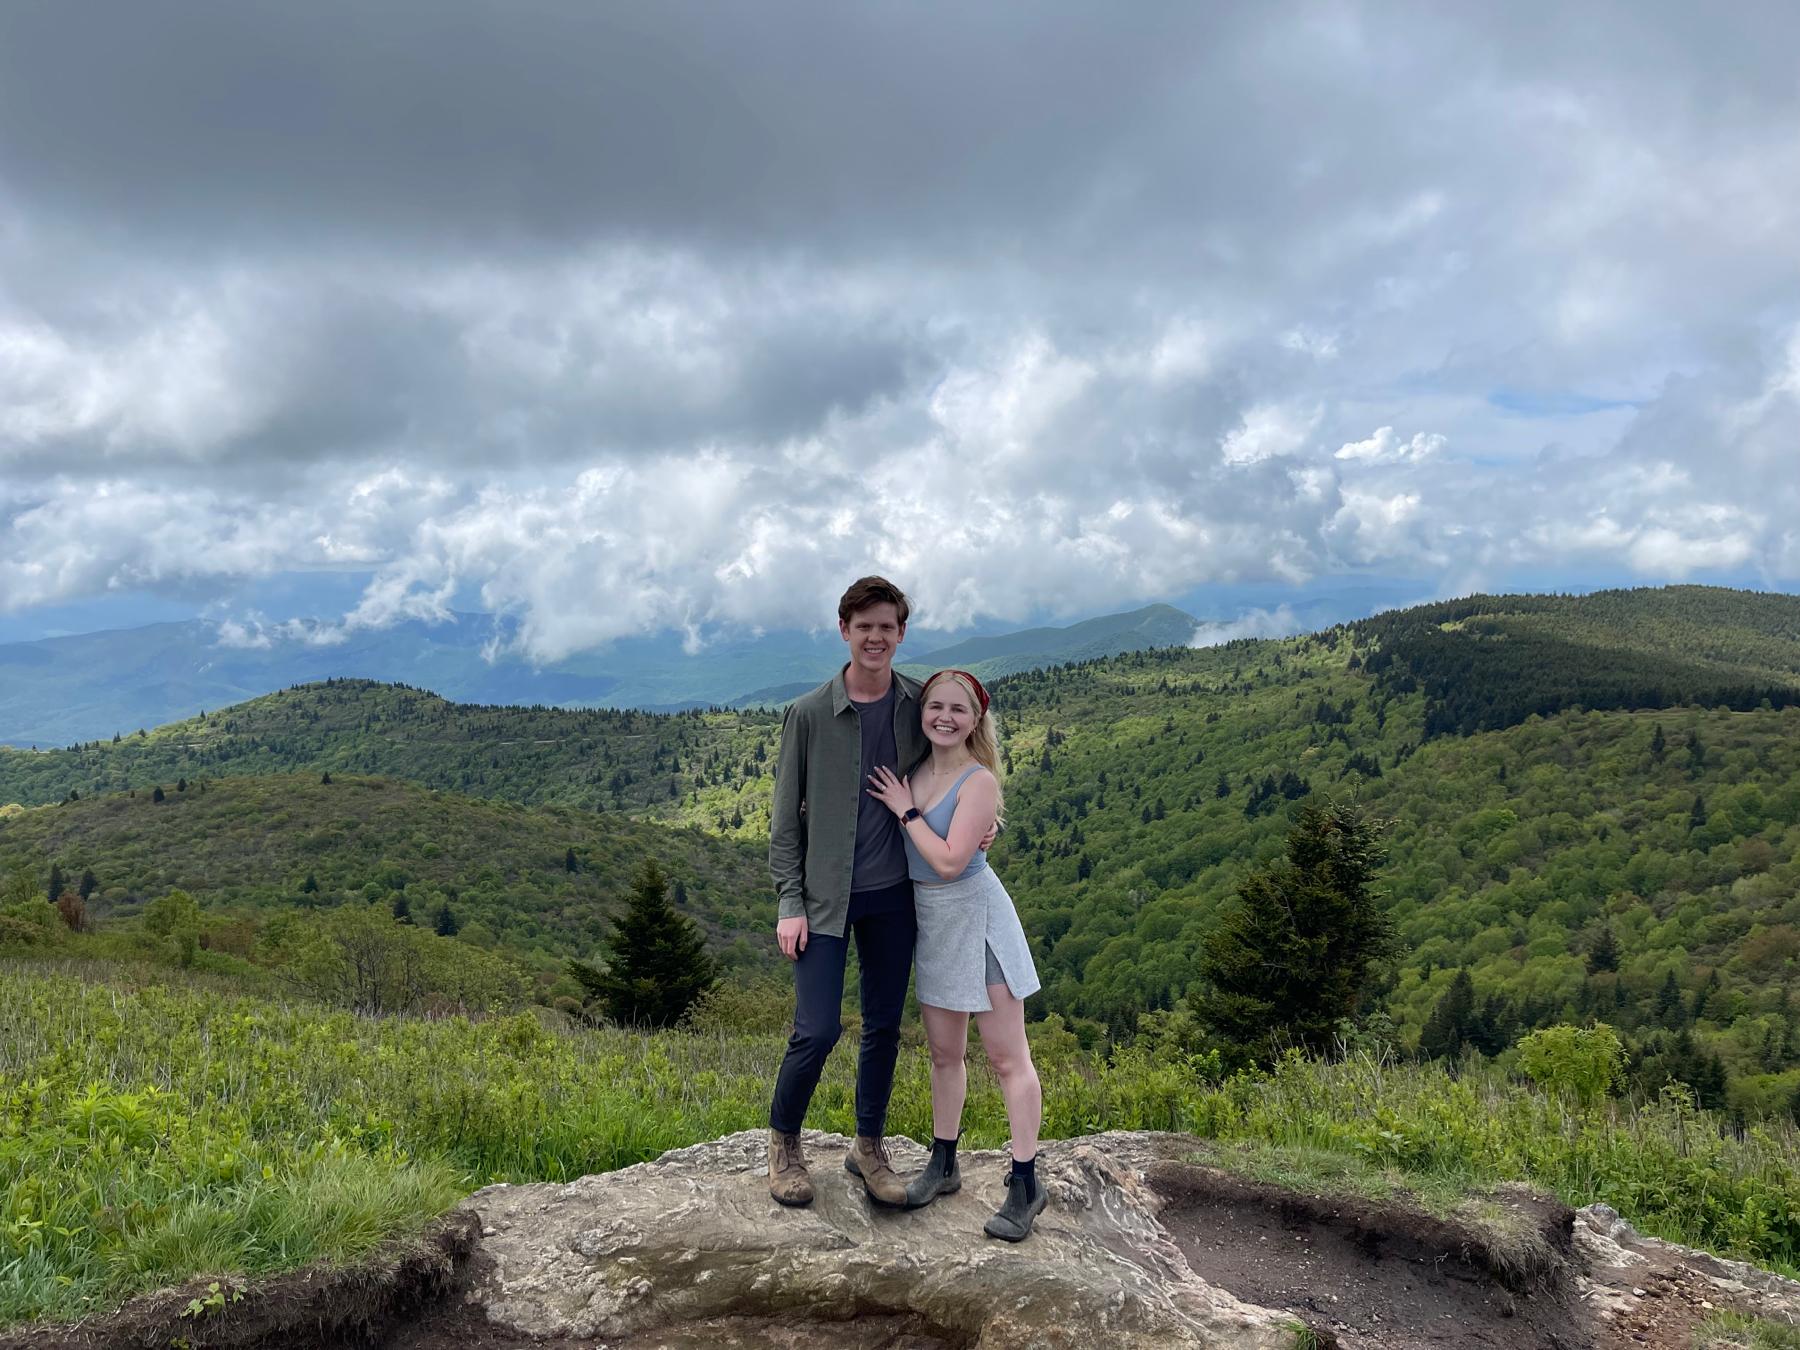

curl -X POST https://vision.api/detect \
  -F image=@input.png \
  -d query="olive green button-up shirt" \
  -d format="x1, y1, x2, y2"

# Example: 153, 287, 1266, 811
769, 666, 930, 938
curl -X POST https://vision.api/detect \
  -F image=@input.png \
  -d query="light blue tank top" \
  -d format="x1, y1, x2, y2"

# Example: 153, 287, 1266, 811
904, 764, 990, 883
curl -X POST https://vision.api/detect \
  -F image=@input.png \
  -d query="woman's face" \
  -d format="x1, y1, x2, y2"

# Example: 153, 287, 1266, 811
921, 681, 978, 751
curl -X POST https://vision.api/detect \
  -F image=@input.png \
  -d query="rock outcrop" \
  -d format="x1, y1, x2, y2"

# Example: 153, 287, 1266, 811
457, 1131, 1299, 1349
12, 1130, 1800, 1349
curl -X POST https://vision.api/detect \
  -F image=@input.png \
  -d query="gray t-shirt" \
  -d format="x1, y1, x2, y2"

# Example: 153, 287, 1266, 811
849, 681, 907, 895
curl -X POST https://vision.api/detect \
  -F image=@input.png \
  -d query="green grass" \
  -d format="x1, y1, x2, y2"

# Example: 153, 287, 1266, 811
1695, 1312, 1800, 1349
3, 960, 1799, 1327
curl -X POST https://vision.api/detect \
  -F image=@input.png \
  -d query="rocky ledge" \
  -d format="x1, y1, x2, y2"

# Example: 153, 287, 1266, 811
449, 1131, 1295, 1349
9, 1130, 1799, 1349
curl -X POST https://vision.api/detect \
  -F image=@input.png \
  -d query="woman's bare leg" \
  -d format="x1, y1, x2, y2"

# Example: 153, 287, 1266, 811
920, 1003, 971, 1141
974, 984, 1041, 1161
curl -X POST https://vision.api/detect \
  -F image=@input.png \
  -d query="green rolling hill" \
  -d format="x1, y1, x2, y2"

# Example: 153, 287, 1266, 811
6, 584, 1800, 1115
0, 680, 782, 819
898, 602, 1199, 682
0, 772, 774, 975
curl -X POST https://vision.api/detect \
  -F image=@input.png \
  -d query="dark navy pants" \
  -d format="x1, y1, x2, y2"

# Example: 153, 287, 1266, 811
768, 886, 916, 1139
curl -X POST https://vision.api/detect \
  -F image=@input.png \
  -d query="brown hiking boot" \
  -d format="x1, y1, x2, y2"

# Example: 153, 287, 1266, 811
844, 1134, 908, 1207
768, 1130, 813, 1207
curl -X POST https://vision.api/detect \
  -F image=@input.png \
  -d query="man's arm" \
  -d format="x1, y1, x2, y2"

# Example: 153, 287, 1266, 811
768, 704, 809, 955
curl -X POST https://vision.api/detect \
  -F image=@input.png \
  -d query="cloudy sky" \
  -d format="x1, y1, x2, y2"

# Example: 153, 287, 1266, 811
2, 0, 1797, 656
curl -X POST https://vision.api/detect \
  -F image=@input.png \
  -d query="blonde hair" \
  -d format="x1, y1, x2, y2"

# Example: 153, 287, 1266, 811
922, 670, 1005, 828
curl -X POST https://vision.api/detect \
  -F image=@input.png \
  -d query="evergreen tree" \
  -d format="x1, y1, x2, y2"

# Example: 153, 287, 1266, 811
46, 863, 65, 903
1649, 723, 1666, 762
1419, 969, 1476, 1060
1586, 923, 1620, 974
1192, 800, 1396, 1063
1655, 971, 1686, 1028
565, 847, 579, 873
567, 861, 716, 1028
391, 894, 413, 924
1690, 970, 1720, 1023
1469, 994, 1515, 1057
434, 903, 460, 936
152, 786, 165, 803
78, 869, 98, 901
321, 771, 333, 785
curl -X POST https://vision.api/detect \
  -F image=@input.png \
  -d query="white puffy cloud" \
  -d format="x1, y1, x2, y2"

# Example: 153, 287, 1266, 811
2, 1, 1799, 649
1335, 427, 1446, 464
1190, 606, 1305, 647
1220, 404, 1321, 466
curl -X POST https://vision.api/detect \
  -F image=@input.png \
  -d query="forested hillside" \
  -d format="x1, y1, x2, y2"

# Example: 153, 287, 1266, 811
0, 680, 781, 822
7, 585, 1800, 1120
0, 774, 773, 974
982, 586, 1800, 1119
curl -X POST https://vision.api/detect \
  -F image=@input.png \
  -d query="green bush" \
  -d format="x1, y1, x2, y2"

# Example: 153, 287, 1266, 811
1516, 1024, 1626, 1105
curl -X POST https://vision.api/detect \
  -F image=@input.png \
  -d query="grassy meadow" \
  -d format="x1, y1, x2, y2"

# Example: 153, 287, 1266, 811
3, 958, 1797, 1328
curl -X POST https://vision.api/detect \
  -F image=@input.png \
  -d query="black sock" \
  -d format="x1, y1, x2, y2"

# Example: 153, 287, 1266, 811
933, 1135, 958, 1168
1010, 1154, 1037, 1201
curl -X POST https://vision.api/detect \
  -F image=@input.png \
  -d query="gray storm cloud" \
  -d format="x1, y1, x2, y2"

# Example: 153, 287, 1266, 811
1, 1, 1797, 651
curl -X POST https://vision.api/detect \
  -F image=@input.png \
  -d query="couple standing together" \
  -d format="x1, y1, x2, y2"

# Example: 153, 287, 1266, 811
766, 576, 1046, 1242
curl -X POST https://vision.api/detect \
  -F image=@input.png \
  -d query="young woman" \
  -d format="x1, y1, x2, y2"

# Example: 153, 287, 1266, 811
865, 668, 1045, 1241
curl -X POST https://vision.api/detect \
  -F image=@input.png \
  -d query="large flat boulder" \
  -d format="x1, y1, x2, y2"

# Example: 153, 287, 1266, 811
457, 1131, 1298, 1349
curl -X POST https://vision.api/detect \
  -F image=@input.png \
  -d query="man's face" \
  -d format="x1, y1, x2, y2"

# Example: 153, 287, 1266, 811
839, 602, 904, 678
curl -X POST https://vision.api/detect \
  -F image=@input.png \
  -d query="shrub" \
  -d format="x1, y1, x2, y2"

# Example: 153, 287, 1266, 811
1517, 1024, 1625, 1105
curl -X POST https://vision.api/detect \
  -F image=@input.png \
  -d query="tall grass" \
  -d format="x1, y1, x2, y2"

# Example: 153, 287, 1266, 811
3, 959, 1797, 1327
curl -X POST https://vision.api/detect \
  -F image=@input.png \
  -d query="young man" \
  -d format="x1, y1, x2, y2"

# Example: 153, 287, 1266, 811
766, 575, 930, 1206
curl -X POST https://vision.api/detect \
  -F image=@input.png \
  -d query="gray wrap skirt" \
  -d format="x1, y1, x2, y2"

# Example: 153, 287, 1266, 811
913, 867, 1041, 1013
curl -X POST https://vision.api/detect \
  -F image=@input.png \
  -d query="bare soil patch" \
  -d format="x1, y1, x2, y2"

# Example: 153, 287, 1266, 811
382, 1301, 956, 1350
1146, 1159, 1590, 1349
0, 1214, 477, 1350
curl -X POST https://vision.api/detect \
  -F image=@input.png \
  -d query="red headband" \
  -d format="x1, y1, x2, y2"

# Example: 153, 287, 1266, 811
927, 668, 990, 715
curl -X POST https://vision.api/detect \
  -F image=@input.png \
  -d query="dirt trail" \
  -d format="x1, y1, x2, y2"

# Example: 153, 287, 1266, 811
1148, 1162, 1587, 1349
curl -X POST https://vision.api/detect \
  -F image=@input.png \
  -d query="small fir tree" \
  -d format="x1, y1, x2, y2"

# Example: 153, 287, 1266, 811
1418, 968, 1476, 1060
566, 861, 716, 1028
1192, 799, 1397, 1063
1655, 971, 1686, 1028
1586, 923, 1620, 974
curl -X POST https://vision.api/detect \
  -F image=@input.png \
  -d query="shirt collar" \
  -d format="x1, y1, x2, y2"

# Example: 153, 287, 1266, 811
831, 665, 919, 715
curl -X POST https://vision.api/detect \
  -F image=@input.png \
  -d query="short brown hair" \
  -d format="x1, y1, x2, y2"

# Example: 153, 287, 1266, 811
838, 575, 910, 627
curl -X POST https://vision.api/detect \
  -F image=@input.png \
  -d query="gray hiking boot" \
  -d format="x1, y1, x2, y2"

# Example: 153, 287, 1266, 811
905, 1141, 961, 1209
844, 1134, 908, 1207
768, 1129, 813, 1207
983, 1172, 1047, 1241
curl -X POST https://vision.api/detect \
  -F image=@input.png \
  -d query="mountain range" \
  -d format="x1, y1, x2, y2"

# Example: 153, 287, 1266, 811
5, 584, 1800, 1117
0, 603, 1200, 747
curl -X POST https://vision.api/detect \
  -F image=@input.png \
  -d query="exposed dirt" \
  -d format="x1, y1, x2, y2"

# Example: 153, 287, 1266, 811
1146, 1160, 1590, 1349
0, 1213, 478, 1350
1573, 1221, 1749, 1350
383, 1301, 957, 1349
8, 1145, 1789, 1350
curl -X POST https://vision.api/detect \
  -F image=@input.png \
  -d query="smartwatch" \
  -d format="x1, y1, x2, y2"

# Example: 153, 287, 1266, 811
900, 807, 921, 824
